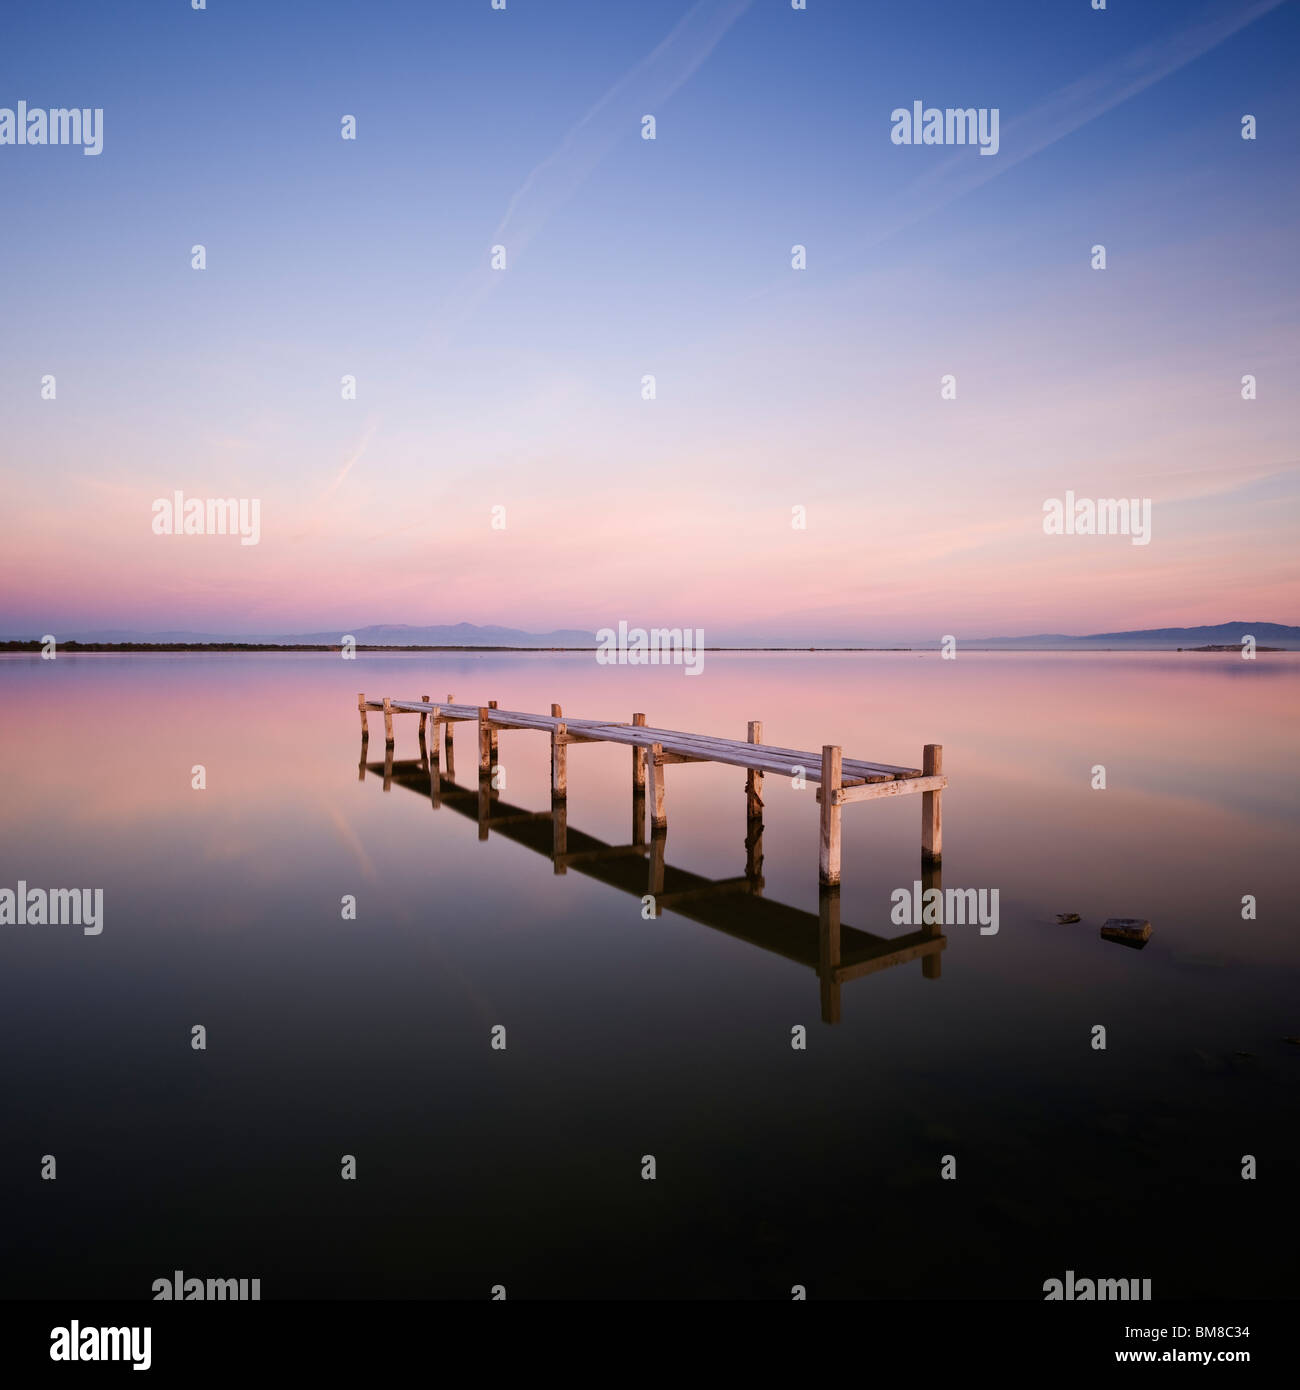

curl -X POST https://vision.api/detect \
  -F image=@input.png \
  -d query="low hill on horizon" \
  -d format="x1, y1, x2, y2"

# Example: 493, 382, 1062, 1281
3, 620, 1297, 650
957, 621, 1300, 649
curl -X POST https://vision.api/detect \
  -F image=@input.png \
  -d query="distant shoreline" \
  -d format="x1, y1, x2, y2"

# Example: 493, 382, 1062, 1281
1, 642, 1292, 655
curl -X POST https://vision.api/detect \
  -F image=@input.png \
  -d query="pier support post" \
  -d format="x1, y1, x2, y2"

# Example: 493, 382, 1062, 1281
358, 693, 369, 740
488, 700, 499, 764
632, 713, 646, 790
819, 745, 842, 886
382, 697, 395, 748
746, 721, 764, 817
648, 743, 667, 828
478, 707, 491, 777
922, 743, 943, 864
746, 719, 766, 888
417, 694, 430, 765
631, 713, 647, 844
552, 717, 568, 799
429, 706, 441, 767
746, 722, 764, 887
444, 694, 455, 777
550, 705, 567, 800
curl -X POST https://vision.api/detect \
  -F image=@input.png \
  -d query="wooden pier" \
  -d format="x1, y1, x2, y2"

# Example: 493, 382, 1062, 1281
358, 693, 946, 885
357, 736, 947, 1024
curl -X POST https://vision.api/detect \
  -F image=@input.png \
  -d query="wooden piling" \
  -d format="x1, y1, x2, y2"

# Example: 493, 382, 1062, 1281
552, 707, 568, 799
429, 705, 441, 766
419, 694, 430, 737
357, 693, 369, 739
478, 707, 491, 777
819, 745, 842, 885
648, 743, 666, 828
382, 697, 395, 748
922, 743, 943, 864
444, 693, 455, 776
632, 712, 647, 789
488, 699, 499, 763
746, 720, 764, 819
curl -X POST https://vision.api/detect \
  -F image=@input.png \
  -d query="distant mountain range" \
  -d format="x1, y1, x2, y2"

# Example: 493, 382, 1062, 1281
8, 622, 597, 647
953, 622, 1300, 650
3, 620, 1297, 649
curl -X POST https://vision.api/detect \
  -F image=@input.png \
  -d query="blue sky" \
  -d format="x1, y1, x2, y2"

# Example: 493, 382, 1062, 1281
1, 0, 1296, 640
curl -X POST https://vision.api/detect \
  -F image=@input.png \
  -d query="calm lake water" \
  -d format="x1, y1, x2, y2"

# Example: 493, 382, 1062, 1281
1, 651, 1296, 1299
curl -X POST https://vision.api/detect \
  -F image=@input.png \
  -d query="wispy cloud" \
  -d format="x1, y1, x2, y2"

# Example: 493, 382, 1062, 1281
436, 0, 754, 344
759, 0, 1288, 291
322, 418, 380, 503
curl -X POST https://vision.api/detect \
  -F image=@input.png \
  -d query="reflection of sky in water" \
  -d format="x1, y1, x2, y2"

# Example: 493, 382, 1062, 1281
0, 652, 1296, 1298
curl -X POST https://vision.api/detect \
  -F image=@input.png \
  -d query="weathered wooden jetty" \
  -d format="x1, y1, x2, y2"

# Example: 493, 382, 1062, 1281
357, 693, 945, 885
357, 732, 947, 1024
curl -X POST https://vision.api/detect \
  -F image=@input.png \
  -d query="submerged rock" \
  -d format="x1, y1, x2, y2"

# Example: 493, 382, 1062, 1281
1056, 912, 1081, 924
1101, 918, 1152, 949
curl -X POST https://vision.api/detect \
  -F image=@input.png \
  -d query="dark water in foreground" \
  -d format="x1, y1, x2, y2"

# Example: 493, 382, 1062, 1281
1, 651, 1296, 1299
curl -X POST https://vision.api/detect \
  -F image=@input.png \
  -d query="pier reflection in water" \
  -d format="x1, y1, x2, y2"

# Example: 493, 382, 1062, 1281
359, 731, 945, 1024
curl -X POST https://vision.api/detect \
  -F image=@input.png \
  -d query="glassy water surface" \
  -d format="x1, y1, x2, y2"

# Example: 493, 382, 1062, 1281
1, 651, 1296, 1298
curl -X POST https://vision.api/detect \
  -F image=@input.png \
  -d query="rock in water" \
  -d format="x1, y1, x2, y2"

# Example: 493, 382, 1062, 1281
1056, 912, 1081, 924
1100, 918, 1152, 949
